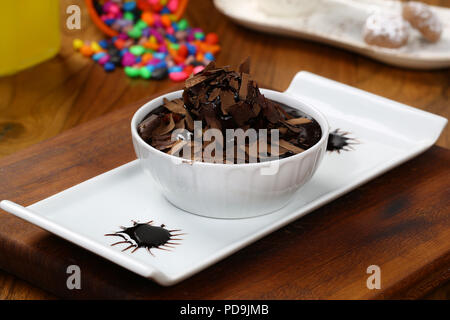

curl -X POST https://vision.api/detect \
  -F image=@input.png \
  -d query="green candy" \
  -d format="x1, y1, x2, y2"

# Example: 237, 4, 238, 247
169, 43, 180, 50
140, 67, 152, 79
194, 32, 205, 40
123, 12, 134, 21
177, 19, 188, 31
124, 67, 140, 78
130, 45, 145, 56
135, 19, 148, 30
128, 27, 142, 39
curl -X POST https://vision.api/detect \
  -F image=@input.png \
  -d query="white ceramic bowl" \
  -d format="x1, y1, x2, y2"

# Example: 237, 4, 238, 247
131, 89, 329, 219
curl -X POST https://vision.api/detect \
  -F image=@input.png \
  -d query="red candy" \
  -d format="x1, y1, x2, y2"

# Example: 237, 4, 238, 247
173, 54, 185, 65
178, 44, 189, 58
114, 38, 126, 50
152, 3, 163, 12
184, 64, 194, 75
205, 32, 219, 45
138, 0, 152, 11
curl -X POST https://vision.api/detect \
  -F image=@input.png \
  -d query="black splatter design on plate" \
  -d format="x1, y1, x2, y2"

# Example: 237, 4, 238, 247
327, 129, 359, 153
105, 220, 184, 255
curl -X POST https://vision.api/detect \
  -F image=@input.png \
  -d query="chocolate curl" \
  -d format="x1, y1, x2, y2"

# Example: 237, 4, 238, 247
184, 112, 194, 131
138, 114, 161, 141
278, 139, 305, 154
285, 117, 312, 125
228, 102, 254, 127
239, 73, 250, 100
239, 56, 251, 74
259, 96, 282, 124
219, 90, 235, 115
208, 87, 221, 102
168, 140, 189, 156
201, 104, 222, 130
185, 74, 209, 89
153, 114, 175, 136
163, 98, 187, 115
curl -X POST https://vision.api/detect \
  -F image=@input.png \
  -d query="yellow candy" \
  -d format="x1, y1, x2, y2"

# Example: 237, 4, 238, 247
91, 41, 101, 53
160, 0, 168, 5
73, 38, 83, 51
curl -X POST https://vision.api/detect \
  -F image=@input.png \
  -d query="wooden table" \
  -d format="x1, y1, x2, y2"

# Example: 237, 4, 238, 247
0, 0, 448, 299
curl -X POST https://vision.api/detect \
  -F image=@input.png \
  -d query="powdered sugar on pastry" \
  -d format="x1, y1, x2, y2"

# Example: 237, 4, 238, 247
363, 13, 410, 48
403, 1, 442, 43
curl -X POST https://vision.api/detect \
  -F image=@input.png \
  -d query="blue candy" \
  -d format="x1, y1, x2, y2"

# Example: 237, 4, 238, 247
204, 52, 215, 61
120, 48, 129, 57
104, 19, 115, 26
161, 6, 171, 14
104, 62, 115, 72
153, 52, 167, 60
169, 66, 183, 73
166, 34, 177, 43
146, 65, 155, 72
92, 52, 106, 61
99, 39, 109, 49
155, 61, 167, 69
122, 1, 136, 11
186, 43, 197, 55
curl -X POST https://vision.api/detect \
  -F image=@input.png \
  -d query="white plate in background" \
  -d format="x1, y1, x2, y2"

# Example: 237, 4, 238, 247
214, 0, 450, 69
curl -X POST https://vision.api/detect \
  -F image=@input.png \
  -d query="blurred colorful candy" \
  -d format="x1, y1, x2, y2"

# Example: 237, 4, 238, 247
193, 65, 204, 74
80, 44, 94, 57
169, 71, 189, 82
73, 38, 84, 50
104, 62, 116, 72
205, 32, 219, 45
75, 0, 220, 81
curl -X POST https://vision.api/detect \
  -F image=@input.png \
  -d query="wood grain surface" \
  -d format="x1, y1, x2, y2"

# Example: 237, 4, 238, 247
0, 0, 448, 299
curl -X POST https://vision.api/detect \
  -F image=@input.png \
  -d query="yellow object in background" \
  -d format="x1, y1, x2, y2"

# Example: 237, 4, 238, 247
0, 0, 60, 76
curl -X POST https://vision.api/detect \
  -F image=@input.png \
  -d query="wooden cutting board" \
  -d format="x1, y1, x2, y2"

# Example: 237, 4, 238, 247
0, 90, 449, 299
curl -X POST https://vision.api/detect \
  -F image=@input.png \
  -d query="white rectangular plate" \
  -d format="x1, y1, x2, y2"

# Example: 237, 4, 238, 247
1, 72, 447, 286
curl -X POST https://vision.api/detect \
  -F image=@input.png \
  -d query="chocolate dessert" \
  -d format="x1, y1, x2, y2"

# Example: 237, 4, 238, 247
137, 58, 322, 163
